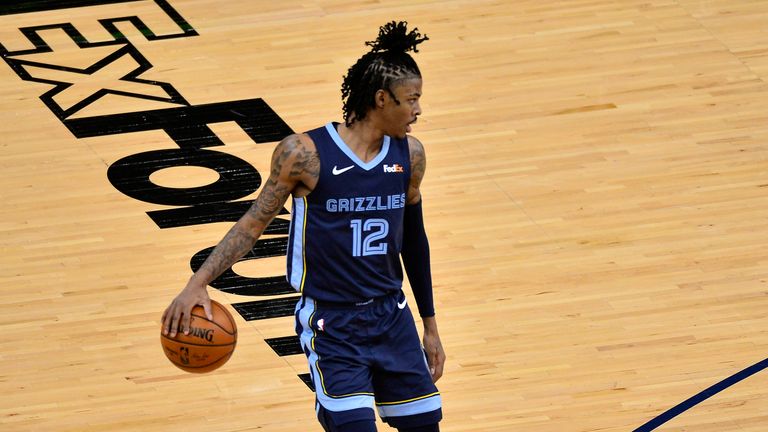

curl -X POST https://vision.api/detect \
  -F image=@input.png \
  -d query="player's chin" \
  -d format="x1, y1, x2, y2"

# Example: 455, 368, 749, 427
396, 124, 412, 139
391, 130, 408, 139
389, 124, 411, 139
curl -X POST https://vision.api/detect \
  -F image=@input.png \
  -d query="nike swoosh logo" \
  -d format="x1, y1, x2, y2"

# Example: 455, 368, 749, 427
332, 165, 354, 175
397, 298, 407, 310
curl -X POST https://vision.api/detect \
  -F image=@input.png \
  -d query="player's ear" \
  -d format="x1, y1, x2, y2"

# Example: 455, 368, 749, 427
375, 89, 387, 108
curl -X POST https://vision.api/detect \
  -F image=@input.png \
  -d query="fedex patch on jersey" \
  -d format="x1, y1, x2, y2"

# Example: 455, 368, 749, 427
383, 163, 404, 173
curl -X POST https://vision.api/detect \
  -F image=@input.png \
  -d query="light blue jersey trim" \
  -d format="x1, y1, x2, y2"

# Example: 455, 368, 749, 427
376, 393, 442, 418
289, 197, 306, 291
325, 122, 391, 171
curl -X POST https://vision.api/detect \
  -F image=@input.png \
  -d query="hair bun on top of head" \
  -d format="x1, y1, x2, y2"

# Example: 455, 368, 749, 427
365, 21, 429, 54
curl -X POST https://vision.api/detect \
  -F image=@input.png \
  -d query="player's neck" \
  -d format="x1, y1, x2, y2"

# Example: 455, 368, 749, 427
337, 120, 386, 163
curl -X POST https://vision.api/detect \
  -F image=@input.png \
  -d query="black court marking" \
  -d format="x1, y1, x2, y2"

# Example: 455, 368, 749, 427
64, 98, 293, 144
206, 275, 294, 298
148, 201, 290, 230
0, 0, 198, 122
0, 0, 140, 15
265, 336, 303, 357
634, 357, 768, 431
107, 148, 262, 205
0, 0, 195, 39
190, 241, 294, 297
3, 40, 188, 119
233, 296, 301, 321
298, 373, 315, 392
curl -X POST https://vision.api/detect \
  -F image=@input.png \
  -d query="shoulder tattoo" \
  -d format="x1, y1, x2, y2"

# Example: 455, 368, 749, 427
249, 135, 318, 224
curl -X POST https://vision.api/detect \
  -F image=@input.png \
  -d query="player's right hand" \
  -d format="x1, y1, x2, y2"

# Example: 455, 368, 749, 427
161, 281, 212, 338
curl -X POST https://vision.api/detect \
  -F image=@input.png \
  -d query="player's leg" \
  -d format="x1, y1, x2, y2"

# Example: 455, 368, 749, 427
337, 420, 377, 432
295, 297, 378, 431
369, 292, 442, 430
380, 403, 442, 430
317, 403, 377, 432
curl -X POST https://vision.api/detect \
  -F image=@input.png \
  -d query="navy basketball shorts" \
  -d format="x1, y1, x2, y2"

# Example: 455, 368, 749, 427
294, 290, 442, 428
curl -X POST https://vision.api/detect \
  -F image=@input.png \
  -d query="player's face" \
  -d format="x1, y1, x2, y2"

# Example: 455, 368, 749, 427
384, 78, 422, 139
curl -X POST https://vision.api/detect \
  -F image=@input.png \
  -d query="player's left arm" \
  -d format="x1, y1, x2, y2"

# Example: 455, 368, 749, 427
404, 135, 446, 382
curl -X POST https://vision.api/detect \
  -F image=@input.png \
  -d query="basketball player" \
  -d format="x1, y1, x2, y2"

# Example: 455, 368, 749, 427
162, 21, 445, 432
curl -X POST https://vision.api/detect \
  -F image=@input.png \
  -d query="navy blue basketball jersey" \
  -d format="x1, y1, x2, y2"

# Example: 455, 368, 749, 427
287, 122, 411, 303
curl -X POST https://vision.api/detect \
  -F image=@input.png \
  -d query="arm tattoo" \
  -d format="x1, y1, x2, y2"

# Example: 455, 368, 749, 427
409, 137, 427, 201
202, 224, 259, 280
199, 134, 319, 281
250, 142, 294, 224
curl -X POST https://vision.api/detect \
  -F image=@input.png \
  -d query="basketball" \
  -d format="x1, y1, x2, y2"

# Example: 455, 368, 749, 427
160, 300, 237, 373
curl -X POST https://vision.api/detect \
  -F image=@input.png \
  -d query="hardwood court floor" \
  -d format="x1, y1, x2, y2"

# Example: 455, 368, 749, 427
1, 1, 767, 431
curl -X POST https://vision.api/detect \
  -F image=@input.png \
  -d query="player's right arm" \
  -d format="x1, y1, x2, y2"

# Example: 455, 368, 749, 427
162, 134, 319, 337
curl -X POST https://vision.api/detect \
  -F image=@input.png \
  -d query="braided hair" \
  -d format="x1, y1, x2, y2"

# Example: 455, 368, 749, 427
341, 21, 429, 126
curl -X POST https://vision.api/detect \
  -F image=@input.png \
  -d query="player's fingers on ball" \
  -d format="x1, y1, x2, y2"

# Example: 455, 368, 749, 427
181, 304, 194, 335
169, 304, 183, 337
162, 304, 178, 336
202, 298, 213, 320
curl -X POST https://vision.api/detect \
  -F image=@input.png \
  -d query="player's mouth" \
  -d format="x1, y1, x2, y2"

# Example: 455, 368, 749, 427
406, 119, 417, 133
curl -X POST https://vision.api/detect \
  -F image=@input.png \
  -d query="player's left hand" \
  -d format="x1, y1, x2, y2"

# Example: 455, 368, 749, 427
422, 317, 446, 382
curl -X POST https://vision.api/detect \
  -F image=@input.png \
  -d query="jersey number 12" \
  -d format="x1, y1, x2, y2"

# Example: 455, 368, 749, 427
350, 218, 389, 257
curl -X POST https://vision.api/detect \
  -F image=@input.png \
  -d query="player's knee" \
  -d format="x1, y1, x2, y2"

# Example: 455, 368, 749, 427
317, 404, 376, 432
384, 408, 442, 431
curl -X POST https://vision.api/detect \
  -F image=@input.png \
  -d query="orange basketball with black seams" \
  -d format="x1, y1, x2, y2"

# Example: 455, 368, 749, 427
160, 300, 237, 373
